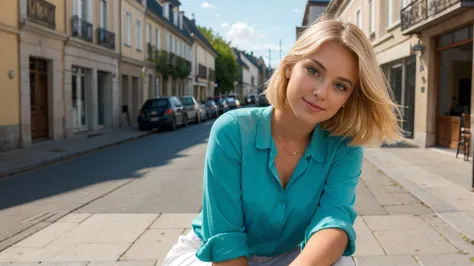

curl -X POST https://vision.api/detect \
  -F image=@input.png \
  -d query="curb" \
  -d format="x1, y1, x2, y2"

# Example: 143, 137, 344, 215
0, 130, 156, 179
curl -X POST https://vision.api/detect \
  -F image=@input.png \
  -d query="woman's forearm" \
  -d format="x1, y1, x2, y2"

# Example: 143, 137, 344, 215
213, 256, 249, 266
290, 228, 348, 266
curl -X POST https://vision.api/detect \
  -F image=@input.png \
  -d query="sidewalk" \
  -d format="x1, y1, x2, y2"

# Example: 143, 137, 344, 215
1, 155, 474, 265
0, 127, 155, 178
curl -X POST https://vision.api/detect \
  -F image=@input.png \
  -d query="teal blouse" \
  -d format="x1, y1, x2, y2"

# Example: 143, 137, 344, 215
191, 106, 363, 262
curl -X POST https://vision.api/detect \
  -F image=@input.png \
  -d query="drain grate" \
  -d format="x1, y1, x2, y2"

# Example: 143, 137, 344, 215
20, 211, 59, 224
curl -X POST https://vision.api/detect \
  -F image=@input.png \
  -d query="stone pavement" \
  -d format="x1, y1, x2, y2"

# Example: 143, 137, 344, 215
0, 127, 154, 178
1, 158, 474, 265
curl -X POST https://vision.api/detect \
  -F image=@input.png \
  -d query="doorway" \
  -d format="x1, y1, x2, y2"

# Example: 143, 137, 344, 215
30, 58, 49, 140
72, 66, 88, 132
436, 28, 473, 148
97, 71, 106, 127
403, 58, 416, 138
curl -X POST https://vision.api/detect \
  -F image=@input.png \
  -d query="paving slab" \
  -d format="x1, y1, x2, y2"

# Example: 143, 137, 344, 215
354, 255, 420, 266
45, 243, 130, 262
352, 218, 385, 256
88, 260, 157, 266
373, 227, 458, 255
384, 203, 433, 215
120, 229, 182, 265
53, 214, 158, 245
0, 263, 88, 266
363, 215, 428, 231
57, 213, 93, 224
13, 223, 78, 248
354, 184, 387, 215
415, 254, 474, 266
150, 213, 198, 229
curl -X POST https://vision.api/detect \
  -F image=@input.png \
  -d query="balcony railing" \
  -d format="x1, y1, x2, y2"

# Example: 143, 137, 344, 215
198, 64, 207, 79
401, 0, 474, 31
72, 15, 93, 42
27, 0, 56, 29
97, 28, 115, 50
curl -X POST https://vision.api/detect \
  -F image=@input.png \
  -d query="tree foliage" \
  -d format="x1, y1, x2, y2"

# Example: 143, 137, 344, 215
198, 26, 238, 95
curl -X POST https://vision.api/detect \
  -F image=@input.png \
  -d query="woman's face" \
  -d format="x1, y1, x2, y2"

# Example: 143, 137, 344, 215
286, 41, 359, 126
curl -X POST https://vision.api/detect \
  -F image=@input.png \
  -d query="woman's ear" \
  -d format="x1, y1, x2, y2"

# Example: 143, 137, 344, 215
286, 68, 292, 79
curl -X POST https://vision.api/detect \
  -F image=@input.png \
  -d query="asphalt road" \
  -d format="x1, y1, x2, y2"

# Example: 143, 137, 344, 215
0, 118, 214, 250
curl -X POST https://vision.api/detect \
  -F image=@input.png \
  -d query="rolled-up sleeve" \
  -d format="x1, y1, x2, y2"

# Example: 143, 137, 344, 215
302, 143, 363, 256
195, 113, 249, 262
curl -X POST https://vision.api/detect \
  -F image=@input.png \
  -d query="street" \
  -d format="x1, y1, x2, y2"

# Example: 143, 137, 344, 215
1, 117, 474, 265
0, 119, 213, 250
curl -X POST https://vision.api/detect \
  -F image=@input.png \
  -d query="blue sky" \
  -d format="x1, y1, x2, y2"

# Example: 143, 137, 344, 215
180, 0, 308, 68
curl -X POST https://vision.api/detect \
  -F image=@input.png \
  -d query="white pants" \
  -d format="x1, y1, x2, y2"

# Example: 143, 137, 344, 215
162, 230, 355, 266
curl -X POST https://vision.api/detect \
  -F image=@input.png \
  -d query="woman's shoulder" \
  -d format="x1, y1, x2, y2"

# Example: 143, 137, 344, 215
211, 107, 268, 134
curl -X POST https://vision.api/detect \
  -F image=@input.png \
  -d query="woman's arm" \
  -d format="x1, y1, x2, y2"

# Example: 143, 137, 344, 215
291, 143, 363, 266
195, 113, 249, 265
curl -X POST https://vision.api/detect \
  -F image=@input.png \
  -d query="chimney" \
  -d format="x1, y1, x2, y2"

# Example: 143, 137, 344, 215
179, 11, 184, 30
192, 13, 196, 24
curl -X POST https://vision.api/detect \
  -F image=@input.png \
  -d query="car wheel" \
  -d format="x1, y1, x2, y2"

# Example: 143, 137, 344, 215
196, 113, 201, 124
170, 117, 177, 131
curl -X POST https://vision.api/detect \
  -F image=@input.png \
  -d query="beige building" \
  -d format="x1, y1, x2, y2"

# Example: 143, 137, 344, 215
184, 15, 217, 101
65, 0, 120, 134
0, 1, 20, 151
325, 0, 473, 152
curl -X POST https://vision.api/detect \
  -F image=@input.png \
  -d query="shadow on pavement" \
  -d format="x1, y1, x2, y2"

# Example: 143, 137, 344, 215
381, 141, 419, 148
0, 121, 213, 212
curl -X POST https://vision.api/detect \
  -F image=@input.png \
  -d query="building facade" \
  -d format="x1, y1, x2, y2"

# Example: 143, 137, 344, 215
297, 0, 331, 39
184, 15, 217, 101
234, 49, 260, 100
0, 1, 20, 151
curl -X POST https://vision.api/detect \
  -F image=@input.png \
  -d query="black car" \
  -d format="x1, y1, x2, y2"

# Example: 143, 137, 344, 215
137, 96, 188, 131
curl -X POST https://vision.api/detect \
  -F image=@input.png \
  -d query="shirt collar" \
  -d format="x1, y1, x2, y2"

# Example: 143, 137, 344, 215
255, 105, 327, 163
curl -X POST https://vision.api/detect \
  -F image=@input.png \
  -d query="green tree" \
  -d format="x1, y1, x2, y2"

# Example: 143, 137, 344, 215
198, 26, 239, 95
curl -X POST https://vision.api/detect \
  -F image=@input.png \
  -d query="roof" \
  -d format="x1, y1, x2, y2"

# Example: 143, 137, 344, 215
146, 0, 194, 43
233, 49, 250, 69
163, 0, 181, 7
302, 0, 331, 26
182, 16, 217, 56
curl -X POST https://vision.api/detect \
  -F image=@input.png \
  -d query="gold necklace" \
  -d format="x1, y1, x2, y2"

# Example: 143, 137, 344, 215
273, 135, 305, 156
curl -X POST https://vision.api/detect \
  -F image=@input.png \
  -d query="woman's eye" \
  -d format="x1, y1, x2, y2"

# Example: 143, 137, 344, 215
307, 68, 319, 76
334, 83, 347, 91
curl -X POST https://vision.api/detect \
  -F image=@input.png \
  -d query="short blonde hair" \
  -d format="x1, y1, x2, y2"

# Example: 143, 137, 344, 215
264, 15, 403, 147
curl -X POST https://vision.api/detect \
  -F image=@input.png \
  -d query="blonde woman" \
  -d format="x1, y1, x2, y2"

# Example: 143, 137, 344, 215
163, 15, 402, 266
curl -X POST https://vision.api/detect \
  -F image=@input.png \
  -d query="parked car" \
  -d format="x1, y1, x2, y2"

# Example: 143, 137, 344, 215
137, 96, 187, 131
226, 97, 240, 110
213, 96, 229, 115
257, 94, 270, 107
197, 102, 208, 121
227, 95, 241, 107
180, 96, 202, 124
201, 100, 219, 119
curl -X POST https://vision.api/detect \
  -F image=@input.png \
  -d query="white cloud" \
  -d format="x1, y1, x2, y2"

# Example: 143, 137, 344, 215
226, 22, 286, 55
220, 23, 229, 28
201, 2, 216, 8
269, 27, 275, 31
216, 14, 221, 17
292, 8, 301, 12
227, 22, 256, 47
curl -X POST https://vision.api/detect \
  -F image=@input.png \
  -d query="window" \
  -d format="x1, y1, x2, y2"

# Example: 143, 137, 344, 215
146, 24, 151, 44
168, 34, 172, 52
100, 0, 107, 29
156, 29, 160, 49
125, 12, 131, 45
163, 3, 170, 19
356, 9, 361, 28
173, 10, 178, 26
402, 0, 407, 7
136, 19, 142, 51
370, 0, 375, 32
387, 0, 392, 27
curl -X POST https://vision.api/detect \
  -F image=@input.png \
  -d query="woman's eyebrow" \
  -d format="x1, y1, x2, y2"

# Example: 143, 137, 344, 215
309, 58, 354, 88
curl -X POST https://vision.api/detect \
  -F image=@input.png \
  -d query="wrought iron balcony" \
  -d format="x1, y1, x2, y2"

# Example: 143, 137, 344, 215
27, 0, 56, 29
401, 0, 474, 32
97, 28, 115, 50
71, 15, 93, 42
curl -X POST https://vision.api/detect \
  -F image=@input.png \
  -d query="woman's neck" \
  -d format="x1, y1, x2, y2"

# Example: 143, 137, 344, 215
272, 107, 314, 143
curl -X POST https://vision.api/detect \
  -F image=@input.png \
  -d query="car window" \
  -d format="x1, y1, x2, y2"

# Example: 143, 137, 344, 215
226, 98, 235, 102
142, 99, 169, 109
180, 97, 194, 106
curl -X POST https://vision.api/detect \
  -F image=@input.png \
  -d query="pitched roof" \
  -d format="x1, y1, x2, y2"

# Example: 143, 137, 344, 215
146, 0, 193, 43
182, 16, 217, 56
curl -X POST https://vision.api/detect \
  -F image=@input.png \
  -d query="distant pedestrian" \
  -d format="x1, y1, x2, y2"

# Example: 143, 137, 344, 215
163, 15, 403, 266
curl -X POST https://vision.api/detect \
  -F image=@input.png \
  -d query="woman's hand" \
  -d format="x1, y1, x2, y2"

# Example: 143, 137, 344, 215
213, 256, 249, 266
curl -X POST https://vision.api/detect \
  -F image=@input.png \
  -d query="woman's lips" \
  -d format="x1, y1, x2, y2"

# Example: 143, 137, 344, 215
303, 98, 326, 112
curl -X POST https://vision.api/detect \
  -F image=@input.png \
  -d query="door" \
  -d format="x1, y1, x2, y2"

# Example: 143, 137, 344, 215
97, 71, 105, 126
30, 58, 49, 140
72, 67, 88, 132
403, 58, 416, 138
